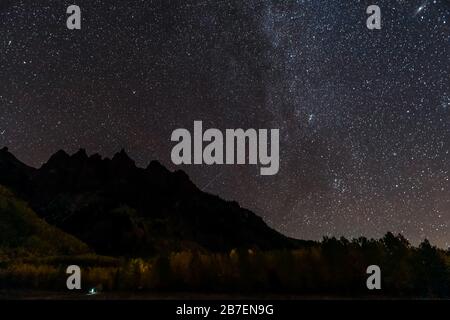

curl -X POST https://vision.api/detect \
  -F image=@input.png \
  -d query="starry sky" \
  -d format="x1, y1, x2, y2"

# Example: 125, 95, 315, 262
0, 0, 449, 246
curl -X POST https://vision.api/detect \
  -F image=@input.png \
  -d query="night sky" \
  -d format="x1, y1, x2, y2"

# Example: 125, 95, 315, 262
1, 1, 449, 246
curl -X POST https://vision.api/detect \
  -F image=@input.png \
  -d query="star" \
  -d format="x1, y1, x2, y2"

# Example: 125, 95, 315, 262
414, 1, 429, 17
416, 5, 426, 15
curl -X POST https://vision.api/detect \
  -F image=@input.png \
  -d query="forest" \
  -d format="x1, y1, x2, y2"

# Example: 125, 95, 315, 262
2, 233, 449, 297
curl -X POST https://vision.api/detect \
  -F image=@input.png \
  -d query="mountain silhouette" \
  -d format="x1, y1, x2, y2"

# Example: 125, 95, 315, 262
0, 184, 90, 258
0, 147, 302, 256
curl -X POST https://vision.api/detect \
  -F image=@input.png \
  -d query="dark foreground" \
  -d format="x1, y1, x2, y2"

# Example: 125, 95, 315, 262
1, 290, 446, 301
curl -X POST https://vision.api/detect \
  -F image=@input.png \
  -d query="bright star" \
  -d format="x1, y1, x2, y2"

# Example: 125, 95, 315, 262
414, 2, 428, 17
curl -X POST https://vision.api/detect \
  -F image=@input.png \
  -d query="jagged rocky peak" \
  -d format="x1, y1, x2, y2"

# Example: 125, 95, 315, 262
0, 146, 17, 159
146, 159, 170, 175
0, 147, 35, 193
72, 148, 89, 160
112, 148, 136, 168
0, 147, 34, 171
43, 149, 70, 168
42, 149, 101, 170
89, 153, 103, 161
0, 147, 13, 161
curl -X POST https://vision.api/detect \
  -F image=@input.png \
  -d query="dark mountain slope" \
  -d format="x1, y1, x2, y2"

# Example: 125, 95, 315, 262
0, 147, 35, 195
0, 185, 90, 259
0, 148, 302, 256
